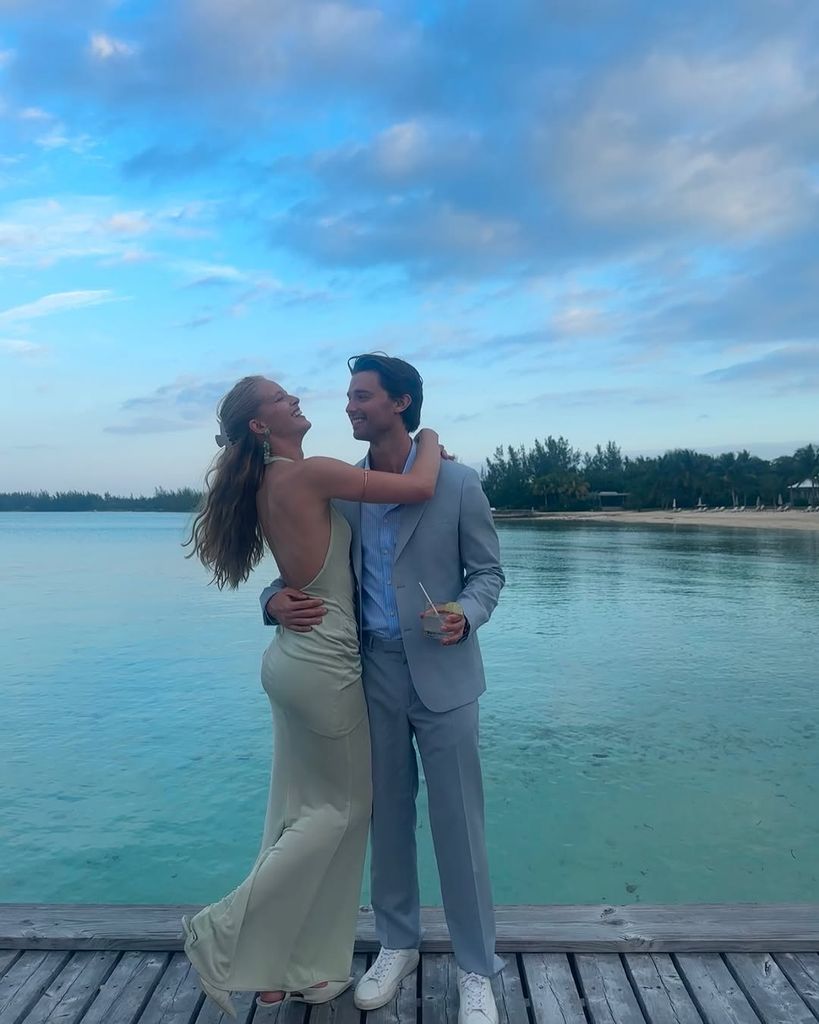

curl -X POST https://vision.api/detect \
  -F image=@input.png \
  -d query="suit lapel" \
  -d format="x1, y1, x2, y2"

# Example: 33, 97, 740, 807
332, 496, 362, 584
355, 448, 427, 561
396, 501, 428, 561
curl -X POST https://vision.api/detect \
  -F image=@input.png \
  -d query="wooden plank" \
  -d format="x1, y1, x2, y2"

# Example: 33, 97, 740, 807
0, 906, 198, 952
623, 954, 702, 1024
491, 957, 528, 1024
574, 954, 645, 1023
253, 999, 309, 1024
596, 904, 819, 954
724, 952, 815, 1024
191, 959, 362, 1024
421, 953, 526, 1024
422, 954, 459, 1024
774, 952, 819, 1017
0, 950, 71, 1024
521, 952, 586, 1024
23, 951, 119, 1024
4, 903, 819, 953
81, 951, 169, 1024
191, 986, 256, 1024
310, 955, 368, 1024
674, 953, 760, 1024
254, 993, 309, 1024
0, 950, 21, 978
138, 951, 204, 1024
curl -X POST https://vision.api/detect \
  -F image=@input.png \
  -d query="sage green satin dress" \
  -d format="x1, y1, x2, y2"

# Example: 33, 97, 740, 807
184, 506, 372, 994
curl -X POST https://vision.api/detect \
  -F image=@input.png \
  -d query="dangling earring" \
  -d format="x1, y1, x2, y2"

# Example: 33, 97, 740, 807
262, 427, 271, 462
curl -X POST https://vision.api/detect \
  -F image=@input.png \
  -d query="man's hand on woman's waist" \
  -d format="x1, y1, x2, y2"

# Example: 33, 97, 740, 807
266, 588, 327, 632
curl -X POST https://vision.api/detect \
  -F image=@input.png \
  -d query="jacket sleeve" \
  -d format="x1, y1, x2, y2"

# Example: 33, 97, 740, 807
456, 470, 504, 631
259, 577, 286, 625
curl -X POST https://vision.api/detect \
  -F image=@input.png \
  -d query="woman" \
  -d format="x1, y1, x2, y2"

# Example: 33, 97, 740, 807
183, 375, 441, 1017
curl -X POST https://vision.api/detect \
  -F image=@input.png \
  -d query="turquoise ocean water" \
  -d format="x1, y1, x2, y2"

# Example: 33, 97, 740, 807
1, 512, 817, 905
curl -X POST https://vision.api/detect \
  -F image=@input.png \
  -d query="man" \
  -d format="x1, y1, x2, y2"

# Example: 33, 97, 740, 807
261, 353, 504, 1024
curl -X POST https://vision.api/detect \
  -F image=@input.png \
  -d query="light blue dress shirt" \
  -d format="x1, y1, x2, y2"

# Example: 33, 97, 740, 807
360, 442, 417, 639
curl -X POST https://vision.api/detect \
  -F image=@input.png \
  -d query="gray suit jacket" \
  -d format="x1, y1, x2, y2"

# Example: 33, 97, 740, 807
260, 459, 504, 712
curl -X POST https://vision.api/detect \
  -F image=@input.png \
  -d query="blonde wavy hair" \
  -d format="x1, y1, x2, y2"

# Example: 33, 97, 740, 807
185, 375, 268, 589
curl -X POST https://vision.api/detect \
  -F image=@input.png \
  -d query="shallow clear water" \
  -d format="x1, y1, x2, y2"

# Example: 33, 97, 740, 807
1, 512, 817, 905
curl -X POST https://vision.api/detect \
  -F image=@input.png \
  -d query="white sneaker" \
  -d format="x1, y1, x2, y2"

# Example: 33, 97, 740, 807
458, 969, 498, 1024
354, 947, 420, 1010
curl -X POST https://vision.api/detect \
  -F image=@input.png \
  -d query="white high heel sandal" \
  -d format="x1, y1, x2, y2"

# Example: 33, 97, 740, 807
290, 978, 353, 1004
256, 978, 353, 1010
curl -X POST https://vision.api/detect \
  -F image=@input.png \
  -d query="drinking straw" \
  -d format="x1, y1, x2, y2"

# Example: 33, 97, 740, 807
418, 581, 444, 624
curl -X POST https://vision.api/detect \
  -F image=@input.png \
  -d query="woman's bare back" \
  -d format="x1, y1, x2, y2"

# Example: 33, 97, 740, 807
257, 461, 336, 591
256, 436, 442, 591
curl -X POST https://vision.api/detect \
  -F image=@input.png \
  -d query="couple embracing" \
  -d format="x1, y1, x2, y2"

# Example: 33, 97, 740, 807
185, 354, 505, 1022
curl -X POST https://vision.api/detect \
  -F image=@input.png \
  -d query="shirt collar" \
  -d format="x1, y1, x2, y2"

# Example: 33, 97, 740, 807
364, 440, 417, 474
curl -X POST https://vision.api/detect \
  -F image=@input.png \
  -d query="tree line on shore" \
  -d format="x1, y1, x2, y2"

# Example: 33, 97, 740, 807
0, 487, 202, 512
480, 440, 819, 510
2, 441, 817, 512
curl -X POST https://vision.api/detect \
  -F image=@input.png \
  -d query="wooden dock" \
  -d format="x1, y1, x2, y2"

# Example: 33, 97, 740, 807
2, 904, 819, 1024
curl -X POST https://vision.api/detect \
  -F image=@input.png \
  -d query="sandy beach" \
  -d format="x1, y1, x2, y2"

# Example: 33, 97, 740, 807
494, 509, 819, 532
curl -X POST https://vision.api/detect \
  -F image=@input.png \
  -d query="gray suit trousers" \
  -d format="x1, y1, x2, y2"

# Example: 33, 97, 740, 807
362, 637, 502, 976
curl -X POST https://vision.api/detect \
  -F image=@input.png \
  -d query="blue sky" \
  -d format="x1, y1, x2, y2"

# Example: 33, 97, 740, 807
1, 0, 818, 493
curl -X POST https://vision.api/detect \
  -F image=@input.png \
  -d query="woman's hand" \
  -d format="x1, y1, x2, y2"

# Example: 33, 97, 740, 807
417, 428, 455, 458
415, 427, 440, 446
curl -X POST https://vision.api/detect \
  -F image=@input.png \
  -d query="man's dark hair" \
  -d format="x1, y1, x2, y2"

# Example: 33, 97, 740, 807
347, 352, 424, 432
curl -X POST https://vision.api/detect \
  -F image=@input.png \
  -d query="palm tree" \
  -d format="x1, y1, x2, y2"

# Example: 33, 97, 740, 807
531, 471, 589, 509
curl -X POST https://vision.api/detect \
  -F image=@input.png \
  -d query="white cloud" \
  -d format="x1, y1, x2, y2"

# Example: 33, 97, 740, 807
558, 43, 819, 240
0, 338, 44, 355
0, 198, 112, 265
312, 118, 481, 192
551, 304, 610, 339
0, 50, 13, 69
175, 260, 246, 285
0, 196, 216, 267
565, 127, 809, 237
19, 106, 51, 122
0, 290, 116, 324
107, 374, 234, 434
89, 33, 136, 60
34, 128, 71, 150
374, 121, 429, 177
113, 248, 155, 265
103, 211, 151, 236
0, 100, 90, 154
632, 45, 815, 124
35, 125, 94, 152
172, 0, 417, 93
